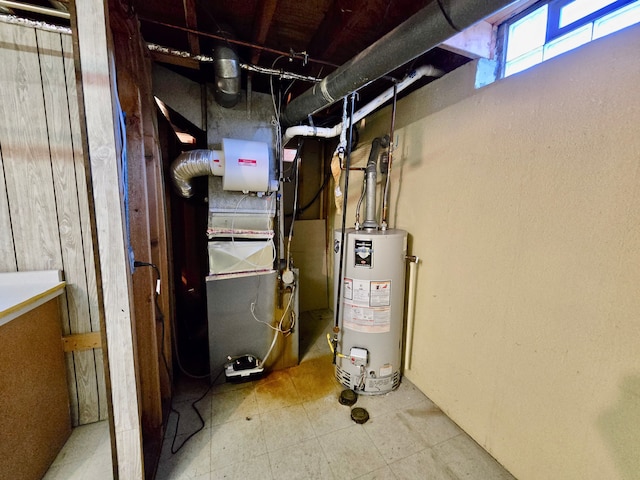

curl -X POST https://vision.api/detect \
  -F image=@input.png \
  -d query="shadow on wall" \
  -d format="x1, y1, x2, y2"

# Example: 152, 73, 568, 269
598, 375, 640, 479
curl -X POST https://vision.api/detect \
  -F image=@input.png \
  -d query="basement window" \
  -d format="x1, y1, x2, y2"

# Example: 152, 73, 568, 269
500, 0, 640, 77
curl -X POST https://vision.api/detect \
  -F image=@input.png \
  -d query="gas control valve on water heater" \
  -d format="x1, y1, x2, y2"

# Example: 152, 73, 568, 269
333, 134, 409, 395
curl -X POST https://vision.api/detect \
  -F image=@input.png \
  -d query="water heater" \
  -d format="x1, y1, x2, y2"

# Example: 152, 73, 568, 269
334, 228, 407, 394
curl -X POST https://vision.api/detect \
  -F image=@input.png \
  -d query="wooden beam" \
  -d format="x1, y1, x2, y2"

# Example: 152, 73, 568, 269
306, 0, 372, 61
70, 0, 144, 478
111, 7, 172, 474
62, 332, 102, 352
182, 0, 200, 57
440, 20, 494, 59
250, 0, 278, 65
149, 49, 200, 70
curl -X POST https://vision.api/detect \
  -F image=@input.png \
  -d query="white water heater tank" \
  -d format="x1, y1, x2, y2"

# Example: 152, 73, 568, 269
334, 228, 407, 394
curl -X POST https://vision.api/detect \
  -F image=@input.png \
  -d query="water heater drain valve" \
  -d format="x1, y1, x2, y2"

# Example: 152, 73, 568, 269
350, 347, 368, 367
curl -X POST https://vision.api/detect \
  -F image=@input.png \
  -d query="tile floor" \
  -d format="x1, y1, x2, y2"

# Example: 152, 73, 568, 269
43, 419, 113, 479
156, 309, 516, 480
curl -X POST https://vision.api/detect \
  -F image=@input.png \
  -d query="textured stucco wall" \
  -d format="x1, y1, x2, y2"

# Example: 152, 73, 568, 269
341, 24, 640, 480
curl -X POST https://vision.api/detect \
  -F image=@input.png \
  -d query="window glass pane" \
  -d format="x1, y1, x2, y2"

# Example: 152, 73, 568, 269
560, 0, 617, 27
543, 23, 593, 60
593, 0, 640, 38
505, 47, 544, 77
506, 5, 548, 61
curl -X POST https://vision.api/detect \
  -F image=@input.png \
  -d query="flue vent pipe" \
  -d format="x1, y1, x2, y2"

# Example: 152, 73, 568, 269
213, 26, 241, 108
363, 136, 389, 230
281, 0, 515, 126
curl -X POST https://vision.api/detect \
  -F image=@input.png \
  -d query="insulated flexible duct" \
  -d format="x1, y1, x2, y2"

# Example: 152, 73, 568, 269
281, 0, 515, 126
170, 149, 216, 198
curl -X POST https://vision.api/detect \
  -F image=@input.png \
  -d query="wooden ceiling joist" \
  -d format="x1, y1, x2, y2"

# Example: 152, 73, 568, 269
148, 48, 200, 69
182, 0, 200, 59
250, 0, 278, 65
305, 0, 373, 61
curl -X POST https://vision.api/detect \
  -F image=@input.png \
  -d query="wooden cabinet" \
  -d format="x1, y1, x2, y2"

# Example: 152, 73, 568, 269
0, 273, 70, 480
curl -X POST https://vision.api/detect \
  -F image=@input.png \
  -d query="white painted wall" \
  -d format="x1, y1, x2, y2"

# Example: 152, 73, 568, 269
336, 24, 640, 480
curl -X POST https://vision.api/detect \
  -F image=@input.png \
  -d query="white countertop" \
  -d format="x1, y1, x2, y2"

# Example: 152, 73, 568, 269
0, 270, 66, 327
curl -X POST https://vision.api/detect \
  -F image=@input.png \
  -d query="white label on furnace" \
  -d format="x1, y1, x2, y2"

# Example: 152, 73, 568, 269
343, 304, 391, 333
370, 280, 391, 307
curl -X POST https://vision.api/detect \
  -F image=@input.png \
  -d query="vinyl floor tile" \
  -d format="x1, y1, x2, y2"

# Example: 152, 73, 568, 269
433, 434, 516, 480
389, 447, 457, 480
46, 311, 515, 480
268, 437, 334, 480
261, 403, 316, 452
319, 424, 387, 479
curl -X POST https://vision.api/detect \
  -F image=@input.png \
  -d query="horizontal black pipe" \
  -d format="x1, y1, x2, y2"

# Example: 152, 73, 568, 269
281, 0, 515, 126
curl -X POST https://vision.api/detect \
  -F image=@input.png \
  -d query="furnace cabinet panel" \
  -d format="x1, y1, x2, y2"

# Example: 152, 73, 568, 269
206, 271, 298, 377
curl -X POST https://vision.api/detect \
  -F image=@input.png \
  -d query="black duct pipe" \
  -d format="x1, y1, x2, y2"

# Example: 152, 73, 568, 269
281, 0, 514, 126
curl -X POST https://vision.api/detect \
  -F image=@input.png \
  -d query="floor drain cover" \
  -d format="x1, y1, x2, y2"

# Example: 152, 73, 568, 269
351, 407, 370, 424
339, 389, 357, 406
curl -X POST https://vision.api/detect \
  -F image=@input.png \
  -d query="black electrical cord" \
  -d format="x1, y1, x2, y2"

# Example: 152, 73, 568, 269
133, 260, 222, 455
284, 169, 331, 218
133, 261, 170, 379
169, 368, 225, 455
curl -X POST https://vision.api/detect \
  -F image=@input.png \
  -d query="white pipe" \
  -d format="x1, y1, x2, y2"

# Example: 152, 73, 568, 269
282, 65, 443, 146
404, 256, 419, 370
282, 124, 341, 147
353, 65, 443, 125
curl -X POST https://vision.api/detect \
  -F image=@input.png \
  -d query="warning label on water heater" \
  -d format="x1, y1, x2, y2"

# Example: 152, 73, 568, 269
342, 278, 391, 333
370, 280, 391, 307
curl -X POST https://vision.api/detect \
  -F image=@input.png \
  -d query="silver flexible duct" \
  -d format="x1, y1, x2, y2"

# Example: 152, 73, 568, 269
170, 150, 216, 198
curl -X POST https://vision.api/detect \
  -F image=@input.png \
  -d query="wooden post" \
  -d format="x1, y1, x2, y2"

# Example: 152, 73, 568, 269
69, 0, 144, 478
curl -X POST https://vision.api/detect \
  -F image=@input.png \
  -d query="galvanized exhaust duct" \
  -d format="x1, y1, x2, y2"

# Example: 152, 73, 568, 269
363, 136, 389, 230
213, 26, 241, 108
281, 0, 515, 126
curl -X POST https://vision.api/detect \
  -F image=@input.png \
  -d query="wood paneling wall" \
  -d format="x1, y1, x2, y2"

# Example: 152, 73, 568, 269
0, 22, 106, 426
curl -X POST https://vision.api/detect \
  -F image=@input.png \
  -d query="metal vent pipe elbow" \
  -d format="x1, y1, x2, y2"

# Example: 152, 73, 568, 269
213, 27, 241, 108
363, 136, 389, 230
